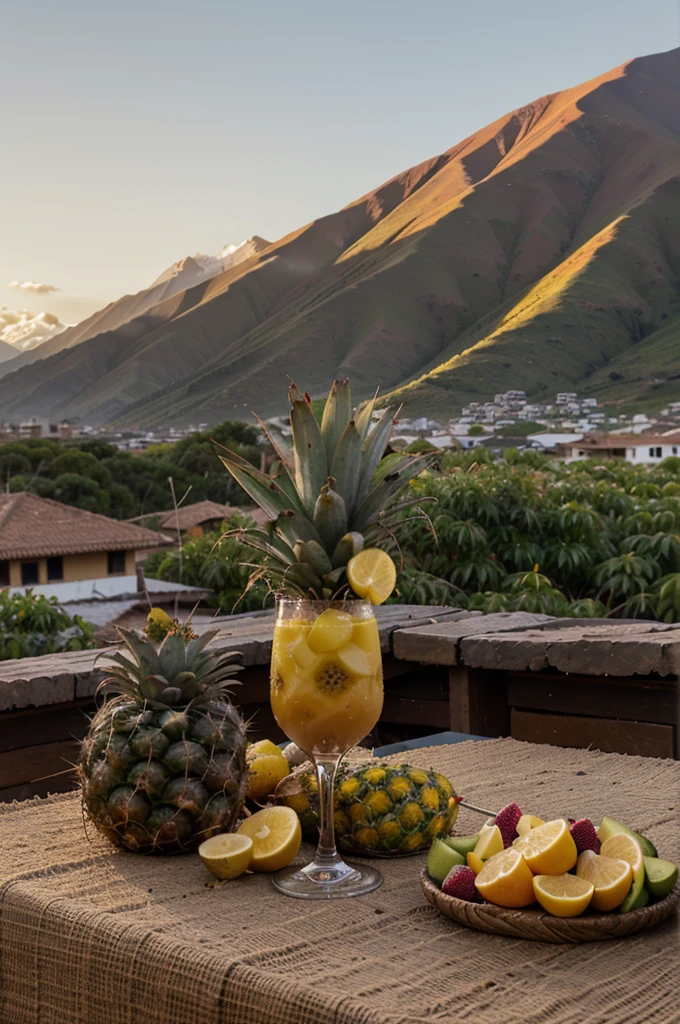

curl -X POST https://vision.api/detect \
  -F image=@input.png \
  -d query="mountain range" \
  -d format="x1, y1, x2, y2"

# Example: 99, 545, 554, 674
0, 47, 678, 426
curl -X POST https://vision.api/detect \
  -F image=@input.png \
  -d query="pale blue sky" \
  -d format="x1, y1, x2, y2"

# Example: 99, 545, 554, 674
2, 0, 678, 323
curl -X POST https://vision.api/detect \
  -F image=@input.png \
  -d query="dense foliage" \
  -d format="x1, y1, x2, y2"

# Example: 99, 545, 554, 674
386, 449, 680, 622
144, 514, 271, 614
0, 591, 97, 660
0, 422, 265, 519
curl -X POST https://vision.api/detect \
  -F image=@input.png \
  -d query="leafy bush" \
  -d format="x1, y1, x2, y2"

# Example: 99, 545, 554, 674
144, 514, 272, 614
0, 591, 97, 660
384, 449, 680, 621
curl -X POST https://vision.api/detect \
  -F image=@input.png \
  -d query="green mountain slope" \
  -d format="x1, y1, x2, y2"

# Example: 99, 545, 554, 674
0, 46, 678, 426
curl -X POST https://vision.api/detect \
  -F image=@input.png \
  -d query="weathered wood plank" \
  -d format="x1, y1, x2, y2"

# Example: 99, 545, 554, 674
511, 709, 675, 759
507, 673, 678, 726
0, 700, 92, 754
462, 623, 680, 677
449, 666, 510, 737
393, 613, 552, 666
0, 739, 81, 791
381, 697, 450, 728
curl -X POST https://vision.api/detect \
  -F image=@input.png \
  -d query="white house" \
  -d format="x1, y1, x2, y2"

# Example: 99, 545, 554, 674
558, 432, 680, 465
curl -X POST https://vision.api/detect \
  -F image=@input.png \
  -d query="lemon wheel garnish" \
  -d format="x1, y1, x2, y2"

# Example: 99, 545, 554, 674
512, 818, 578, 875
347, 549, 396, 605
198, 833, 253, 879
576, 850, 633, 911
237, 805, 302, 872
532, 873, 594, 917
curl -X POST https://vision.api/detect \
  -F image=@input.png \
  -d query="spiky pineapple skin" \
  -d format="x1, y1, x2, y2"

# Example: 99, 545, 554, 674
275, 761, 458, 856
78, 626, 247, 853
79, 699, 246, 853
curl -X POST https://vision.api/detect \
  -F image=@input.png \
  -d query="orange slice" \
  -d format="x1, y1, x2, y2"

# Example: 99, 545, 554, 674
576, 850, 633, 911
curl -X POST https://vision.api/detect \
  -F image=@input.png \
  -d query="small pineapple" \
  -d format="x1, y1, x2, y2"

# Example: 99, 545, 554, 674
275, 762, 459, 855
78, 624, 247, 853
216, 378, 433, 598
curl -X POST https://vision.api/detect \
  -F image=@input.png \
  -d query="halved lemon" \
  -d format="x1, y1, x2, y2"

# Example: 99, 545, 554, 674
576, 850, 633, 911
473, 822, 504, 861
237, 805, 302, 872
532, 873, 594, 917
512, 818, 578, 875
474, 848, 536, 907
347, 549, 397, 605
516, 813, 545, 837
599, 834, 644, 877
198, 833, 253, 879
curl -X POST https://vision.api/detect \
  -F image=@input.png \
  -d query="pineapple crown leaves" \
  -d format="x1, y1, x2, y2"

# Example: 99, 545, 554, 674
95, 626, 244, 712
215, 378, 436, 597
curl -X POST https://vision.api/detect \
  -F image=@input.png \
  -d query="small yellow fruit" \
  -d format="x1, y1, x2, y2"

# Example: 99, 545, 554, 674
532, 873, 594, 917
198, 833, 253, 879
237, 806, 302, 872
246, 739, 284, 760
467, 851, 485, 874
246, 753, 290, 801
147, 607, 172, 625
576, 850, 633, 911
512, 818, 578, 875
347, 549, 397, 605
473, 822, 504, 861
516, 814, 545, 837
599, 834, 644, 877
475, 848, 536, 907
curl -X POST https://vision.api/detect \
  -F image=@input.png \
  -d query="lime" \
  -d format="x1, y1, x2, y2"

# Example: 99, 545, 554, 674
619, 865, 646, 913
643, 857, 678, 899
427, 837, 464, 883
199, 833, 253, 879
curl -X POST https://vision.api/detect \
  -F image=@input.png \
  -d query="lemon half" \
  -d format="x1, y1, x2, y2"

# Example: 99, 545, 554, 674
237, 805, 302, 872
347, 549, 397, 605
199, 833, 253, 879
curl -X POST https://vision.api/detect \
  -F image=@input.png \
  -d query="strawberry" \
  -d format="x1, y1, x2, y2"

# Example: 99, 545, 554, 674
494, 802, 523, 847
442, 865, 478, 902
570, 817, 601, 853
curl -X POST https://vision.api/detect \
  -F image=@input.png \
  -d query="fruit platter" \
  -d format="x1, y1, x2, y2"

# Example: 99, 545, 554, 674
422, 802, 679, 943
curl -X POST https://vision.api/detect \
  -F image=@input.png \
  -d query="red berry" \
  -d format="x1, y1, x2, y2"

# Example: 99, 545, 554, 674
442, 865, 478, 902
570, 818, 600, 853
494, 802, 523, 847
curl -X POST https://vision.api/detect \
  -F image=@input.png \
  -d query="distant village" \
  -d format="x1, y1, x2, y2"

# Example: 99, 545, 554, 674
3, 390, 680, 466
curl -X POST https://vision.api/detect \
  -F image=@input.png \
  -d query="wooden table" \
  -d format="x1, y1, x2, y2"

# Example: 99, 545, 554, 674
0, 738, 677, 1024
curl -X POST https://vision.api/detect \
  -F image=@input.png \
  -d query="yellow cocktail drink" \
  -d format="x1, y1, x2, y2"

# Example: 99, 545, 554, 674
270, 605, 383, 755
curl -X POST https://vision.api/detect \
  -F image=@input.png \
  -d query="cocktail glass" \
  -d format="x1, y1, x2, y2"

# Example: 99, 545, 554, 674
269, 597, 384, 898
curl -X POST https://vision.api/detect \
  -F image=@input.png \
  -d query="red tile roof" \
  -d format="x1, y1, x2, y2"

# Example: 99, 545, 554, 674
0, 492, 171, 560
129, 501, 269, 532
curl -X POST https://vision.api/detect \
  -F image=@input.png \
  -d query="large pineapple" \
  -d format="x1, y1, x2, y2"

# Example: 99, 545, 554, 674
79, 622, 247, 853
275, 761, 459, 855
216, 378, 433, 597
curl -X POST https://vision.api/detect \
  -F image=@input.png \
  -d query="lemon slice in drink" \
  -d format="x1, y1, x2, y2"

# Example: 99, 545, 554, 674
532, 873, 594, 917
576, 850, 633, 911
199, 833, 253, 879
347, 549, 397, 605
237, 806, 302, 872
512, 818, 578, 874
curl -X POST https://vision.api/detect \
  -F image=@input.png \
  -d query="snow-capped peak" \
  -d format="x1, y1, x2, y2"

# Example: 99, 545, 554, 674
0, 307, 69, 352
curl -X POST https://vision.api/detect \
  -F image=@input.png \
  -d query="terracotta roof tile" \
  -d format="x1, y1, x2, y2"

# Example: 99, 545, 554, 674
0, 492, 171, 560
130, 501, 269, 531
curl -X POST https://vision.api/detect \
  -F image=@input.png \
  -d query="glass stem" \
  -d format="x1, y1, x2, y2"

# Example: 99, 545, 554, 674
313, 754, 343, 869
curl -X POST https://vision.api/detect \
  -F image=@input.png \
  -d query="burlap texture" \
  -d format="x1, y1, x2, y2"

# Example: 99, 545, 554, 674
0, 738, 678, 1024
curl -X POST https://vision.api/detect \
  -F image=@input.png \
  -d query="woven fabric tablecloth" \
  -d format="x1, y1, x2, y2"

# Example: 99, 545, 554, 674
0, 738, 678, 1024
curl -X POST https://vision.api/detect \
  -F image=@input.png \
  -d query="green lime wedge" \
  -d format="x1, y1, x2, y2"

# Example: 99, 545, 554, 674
643, 857, 678, 899
619, 865, 646, 913
427, 837, 464, 884
444, 834, 480, 857
598, 817, 658, 858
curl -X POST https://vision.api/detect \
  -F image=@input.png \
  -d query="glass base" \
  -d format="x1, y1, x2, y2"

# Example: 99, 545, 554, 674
272, 858, 383, 900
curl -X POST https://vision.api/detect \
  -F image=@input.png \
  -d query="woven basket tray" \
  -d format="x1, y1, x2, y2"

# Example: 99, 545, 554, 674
421, 869, 680, 944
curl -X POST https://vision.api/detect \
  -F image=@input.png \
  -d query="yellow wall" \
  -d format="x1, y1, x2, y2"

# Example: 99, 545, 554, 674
8, 549, 136, 586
